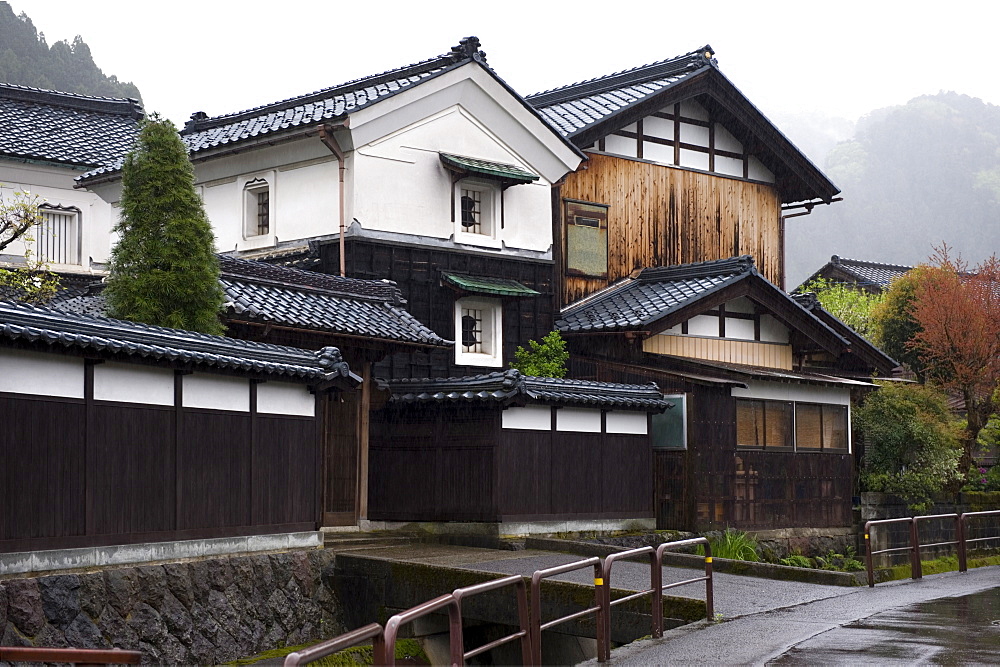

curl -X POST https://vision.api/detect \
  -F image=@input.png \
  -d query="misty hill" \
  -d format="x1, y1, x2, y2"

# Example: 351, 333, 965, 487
785, 92, 1000, 288
0, 2, 141, 100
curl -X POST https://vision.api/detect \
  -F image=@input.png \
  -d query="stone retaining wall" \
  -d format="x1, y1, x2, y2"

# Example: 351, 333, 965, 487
0, 549, 340, 664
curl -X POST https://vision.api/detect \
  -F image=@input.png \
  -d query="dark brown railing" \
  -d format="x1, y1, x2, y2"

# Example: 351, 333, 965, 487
0, 647, 142, 664
286, 537, 715, 665
864, 509, 1000, 586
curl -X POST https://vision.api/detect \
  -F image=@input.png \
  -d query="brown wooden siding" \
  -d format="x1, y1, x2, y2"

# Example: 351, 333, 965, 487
572, 357, 852, 531
323, 239, 555, 380
369, 405, 654, 522
559, 153, 783, 305
0, 389, 319, 553
643, 334, 793, 369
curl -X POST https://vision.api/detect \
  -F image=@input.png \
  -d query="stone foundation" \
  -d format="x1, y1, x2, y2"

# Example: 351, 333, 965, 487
0, 549, 341, 664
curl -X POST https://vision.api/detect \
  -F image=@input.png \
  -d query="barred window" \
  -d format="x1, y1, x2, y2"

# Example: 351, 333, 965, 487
36, 207, 80, 265
244, 179, 270, 237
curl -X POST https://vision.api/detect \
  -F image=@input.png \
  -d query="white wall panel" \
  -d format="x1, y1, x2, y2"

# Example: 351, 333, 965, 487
679, 122, 710, 147
643, 116, 672, 140
748, 156, 775, 183
257, 382, 315, 417
732, 380, 851, 405
679, 100, 709, 120
686, 314, 719, 337
727, 297, 755, 314
725, 318, 756, 340
0, 348, 84, 398
643, 141, 674, 165
760, 315, 789, 343
94, 363, 174, 405
714, 124, 742, 153
604, 134, 637, 158
183, 374, 250, 412
606, 411, 648, 435
715, 156, 744, 177
679, 148, 710, 171
556, 408, 601, 433
502, 405, 551, 430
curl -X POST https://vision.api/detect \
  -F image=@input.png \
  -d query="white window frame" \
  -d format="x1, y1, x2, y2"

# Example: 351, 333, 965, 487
239, 173, 276, 250
454, 296, 503, 367
454, 178, 501, 249
35, 206, 81, 266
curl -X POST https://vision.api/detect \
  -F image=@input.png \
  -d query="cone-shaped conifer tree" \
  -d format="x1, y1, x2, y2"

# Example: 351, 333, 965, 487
105, 115, 224, 334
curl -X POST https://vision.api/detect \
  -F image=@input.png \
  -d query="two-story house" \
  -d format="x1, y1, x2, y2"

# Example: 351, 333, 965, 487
526, 47, 896, 532
76, 38, 673, 534
0, 83, 141, 280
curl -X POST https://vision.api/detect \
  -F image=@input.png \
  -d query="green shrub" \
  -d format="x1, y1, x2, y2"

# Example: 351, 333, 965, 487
779, 554, 812, 569
510, 330, 569, 378
857, 381, 963, 510
696, 529, 760, 562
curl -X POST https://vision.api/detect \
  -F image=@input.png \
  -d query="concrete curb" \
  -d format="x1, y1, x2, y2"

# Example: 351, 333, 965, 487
525, 537, 865, 587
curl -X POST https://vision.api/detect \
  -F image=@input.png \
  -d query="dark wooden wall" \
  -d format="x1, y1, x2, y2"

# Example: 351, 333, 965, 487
323, 239, 555, 380
571, 357, 853, 531
558, 153, 784, 306
0, 381, 319, 554
369, 404, 653, 522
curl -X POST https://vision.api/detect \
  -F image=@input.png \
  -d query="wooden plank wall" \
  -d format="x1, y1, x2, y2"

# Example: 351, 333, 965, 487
643, 334, 793, 370
323, 239, 555, 381
559, 153, 783, 305
572, 357, 852, 531
0, 391, 318, 553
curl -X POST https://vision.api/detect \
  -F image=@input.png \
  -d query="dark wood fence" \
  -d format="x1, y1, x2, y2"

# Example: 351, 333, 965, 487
0, 389, 319, 554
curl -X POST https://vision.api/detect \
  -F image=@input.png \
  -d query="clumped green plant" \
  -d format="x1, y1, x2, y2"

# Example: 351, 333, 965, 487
696, 529, 760, 562
779, 554, 812, 569
801, 277, 885, 342
510, 330, 569, 378
105, 114, 225, 334
856, 381, 963, 511
0, 188, 59, 304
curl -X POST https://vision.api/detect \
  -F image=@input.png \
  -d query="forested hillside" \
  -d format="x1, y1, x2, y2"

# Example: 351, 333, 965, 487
786, 92, 1000, 288
0, 2, 141, 100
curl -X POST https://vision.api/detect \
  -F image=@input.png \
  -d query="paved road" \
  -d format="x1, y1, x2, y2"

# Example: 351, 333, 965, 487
343, 543, 1000, 665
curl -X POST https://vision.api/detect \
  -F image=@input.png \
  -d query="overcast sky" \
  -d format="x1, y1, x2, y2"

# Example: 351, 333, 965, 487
13, 0, 999, 135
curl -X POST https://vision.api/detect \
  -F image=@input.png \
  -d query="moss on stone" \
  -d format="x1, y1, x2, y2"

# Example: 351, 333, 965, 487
228, 638, 428, 666
882, 553, 1000, 582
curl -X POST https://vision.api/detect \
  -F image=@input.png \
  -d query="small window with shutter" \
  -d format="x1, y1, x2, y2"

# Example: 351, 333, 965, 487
564, 200, 609, 278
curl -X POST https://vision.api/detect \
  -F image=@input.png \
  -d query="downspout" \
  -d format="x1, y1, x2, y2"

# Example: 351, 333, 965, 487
319, 121, 350, 277
779, 197, 843, 289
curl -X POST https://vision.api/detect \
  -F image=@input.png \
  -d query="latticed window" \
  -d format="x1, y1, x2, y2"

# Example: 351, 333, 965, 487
461, 307, 483, 353
460, 188, 482, 234
255, 189, 269, 236
36, 207, 80, 265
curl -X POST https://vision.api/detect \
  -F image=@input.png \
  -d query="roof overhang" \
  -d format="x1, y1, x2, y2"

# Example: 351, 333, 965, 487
440, 152, 540, 187
441, 271, 540, 297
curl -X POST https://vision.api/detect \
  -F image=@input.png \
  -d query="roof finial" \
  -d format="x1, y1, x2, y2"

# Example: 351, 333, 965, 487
451, 36, 486, 63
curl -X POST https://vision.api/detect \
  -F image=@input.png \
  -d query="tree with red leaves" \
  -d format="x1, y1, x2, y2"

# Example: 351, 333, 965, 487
907, 246, 1000, 469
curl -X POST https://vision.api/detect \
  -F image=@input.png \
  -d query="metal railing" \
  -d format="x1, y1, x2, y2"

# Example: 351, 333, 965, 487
287, 537, 714, 665
864, 509, 1000, 586
0, 647, 141, 664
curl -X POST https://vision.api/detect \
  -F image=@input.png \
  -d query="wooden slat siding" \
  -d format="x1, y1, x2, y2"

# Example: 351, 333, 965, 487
642, 334, 793, 369
253, 416, 318, 525
88, 405, 175, 535
550, 432, 604, 515
323, 392, 359, 524
0, 396, 86, 541
497, 429, 553, 517
323, 239, 555, 381
559, 153, 783, 306
368, 407, 499, 522
177, 411, 252, 530
601, 434, 654, 514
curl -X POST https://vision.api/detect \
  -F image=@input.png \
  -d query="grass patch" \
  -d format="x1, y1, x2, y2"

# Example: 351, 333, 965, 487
229, 638, 427, 666
882, 553, 1000, 582
695, 529, 760, 562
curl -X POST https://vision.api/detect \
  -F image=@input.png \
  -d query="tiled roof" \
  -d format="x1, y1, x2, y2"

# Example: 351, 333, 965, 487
648, 353, 878, 388
50, 257, 451, 349
527, 47, 713, 138
439, 152, 539, 183
557, 256, 754, 332
0, 300, 358, 384
441, 271, 540, 297
385, 369, 671, 411
824, 255, 913, 289
218, 256, 450, 347
78, 38, 487, 183
0, 83, 142, 168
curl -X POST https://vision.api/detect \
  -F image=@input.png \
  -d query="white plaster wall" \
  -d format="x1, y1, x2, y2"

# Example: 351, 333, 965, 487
257, 382, 315, 417
556, 408, 601, 433
679, 148, 710, 171
603, 134, 637, 158
352, 105, 554, 252
760, 314, 790, 343
715, 156, 744, 177
679, 122, 710, 146
714, 124, 743, 153
748, 155, 775, 183
727, 297, 755, 314
183, 373, 249, 412
93, 362, 174, 405
731, 381, 851, 405
686, 314, 719, 337
0, 348, 84, 398
680, 100, 709, 121
726, 318, 756, 340
0, 165, 116, 269
642, 141, 674, 165
605, 411, 648, 435
643, 116, 672, 141
502, 405, 551, 430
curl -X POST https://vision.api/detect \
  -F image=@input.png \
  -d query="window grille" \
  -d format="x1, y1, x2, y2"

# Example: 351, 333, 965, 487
36, 208, 79, 265
461, 308, 483, 353
460, 189, 482, 234
256, 190, 270, 236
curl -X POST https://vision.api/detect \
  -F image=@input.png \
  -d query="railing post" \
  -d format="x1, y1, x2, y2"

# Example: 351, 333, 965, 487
596, 562, 609, 663
447, 601, 463, 667
373, 634, 389, 667
530, 573, 542, 666
864, 522, 875, 587
703, 541, 714, 621
957, 513, 969, 573
651, 550, 663, 638
910, 518, 923, 580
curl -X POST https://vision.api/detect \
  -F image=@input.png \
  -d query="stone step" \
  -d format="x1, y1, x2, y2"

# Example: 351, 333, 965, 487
322, 533, 418, 551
